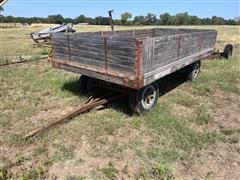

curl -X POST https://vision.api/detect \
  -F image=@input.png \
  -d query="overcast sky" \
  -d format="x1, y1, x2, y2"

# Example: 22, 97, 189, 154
1, 0, 240, 19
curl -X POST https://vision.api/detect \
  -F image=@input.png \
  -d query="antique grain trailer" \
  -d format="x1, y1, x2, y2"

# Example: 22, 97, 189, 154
51, 28, 217, 114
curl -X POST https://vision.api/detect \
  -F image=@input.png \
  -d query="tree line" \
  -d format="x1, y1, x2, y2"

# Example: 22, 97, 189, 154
0, 12, 239, 25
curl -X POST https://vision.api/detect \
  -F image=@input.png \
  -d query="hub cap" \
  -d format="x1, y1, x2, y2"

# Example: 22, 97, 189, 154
141, 85, 156, 109
193, 63, 200, 79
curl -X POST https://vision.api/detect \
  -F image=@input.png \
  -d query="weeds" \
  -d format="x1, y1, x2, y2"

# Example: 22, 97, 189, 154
205, 171, 214, 180
144, 99, 217, 160
64, 175, 86, 180
127, 138, 145, 158
0, 160, 12, 180
151, 163, 173, 179
106, 142, 124, 157
18, 167, 46, 180
52, 143, 75, 162
190, 49, 240, 95
195, 105, 213, 125
172, 93, 198, 107
0, 156, 51, 180
102, 162, 118, 180
40, 47, 49, 55
147, 148, 183, 163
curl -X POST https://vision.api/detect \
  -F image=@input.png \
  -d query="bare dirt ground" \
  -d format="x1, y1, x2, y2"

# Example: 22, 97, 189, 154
175, 142, 240, 180
174, 91, 240, 180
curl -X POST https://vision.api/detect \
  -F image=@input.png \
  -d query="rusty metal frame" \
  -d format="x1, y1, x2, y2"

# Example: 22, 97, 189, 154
52, 56, 144, 89
122, 39, 144, 88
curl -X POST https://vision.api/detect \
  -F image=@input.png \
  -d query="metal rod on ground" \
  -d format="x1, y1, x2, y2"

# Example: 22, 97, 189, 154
25, 93, 125, 140
0, 55, 48, 67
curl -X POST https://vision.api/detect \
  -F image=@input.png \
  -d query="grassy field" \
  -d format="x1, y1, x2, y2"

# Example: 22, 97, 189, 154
0, 25, 240, 179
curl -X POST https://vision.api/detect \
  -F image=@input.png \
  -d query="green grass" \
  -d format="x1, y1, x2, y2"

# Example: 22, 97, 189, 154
64, 175, 86, 180
0, 25, 240, 179
127, 137, 145, 158
0, 156, 52, 180
102, 162, 118, 180
147, 148, 183, 163
172, 93, 198, 107
195, 105, 213, 125
18, 167, 46, 180
142, 99, 217, 160
189, 49, 240, 95
151, 163, 173, 179
106, 141, 124, 157
51, 143, 75, 162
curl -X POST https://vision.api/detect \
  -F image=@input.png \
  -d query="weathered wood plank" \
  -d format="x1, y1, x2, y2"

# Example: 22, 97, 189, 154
107, 62, 135, 72
71, 55, 106, 67
154, 43, 178, 54
52, 28, 217, 89
144, 49, 214, 86
153, 54, 178, 68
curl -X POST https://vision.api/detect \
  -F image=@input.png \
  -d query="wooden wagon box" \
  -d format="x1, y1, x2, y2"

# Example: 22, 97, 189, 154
51, 28, 217, 89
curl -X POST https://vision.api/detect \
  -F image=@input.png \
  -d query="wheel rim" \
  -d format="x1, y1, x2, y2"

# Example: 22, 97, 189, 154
141, 85, 156, 109
193, 63, 200, 79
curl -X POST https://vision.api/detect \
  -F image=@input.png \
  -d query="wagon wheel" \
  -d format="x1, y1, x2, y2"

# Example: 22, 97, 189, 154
129, 82, 159, 115
222, 44, 233, 59
185, 60, 201, 81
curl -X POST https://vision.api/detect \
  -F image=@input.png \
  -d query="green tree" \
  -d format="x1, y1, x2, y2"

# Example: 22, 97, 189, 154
95, 16, 109, 25
212, 16, 225, 25
234, 16, 240, 25
133, 15, 145, 25
76, 15, 87, 23
175, 12, 191, 25
159, 13, 172, 25
145, 13, 157, 25
201, 18, 212, 25
47, 14, 64, 24
191, 16, 201, 25
65, 18, 74, 24
0, 12, 237, 26
121, 12, 132, 25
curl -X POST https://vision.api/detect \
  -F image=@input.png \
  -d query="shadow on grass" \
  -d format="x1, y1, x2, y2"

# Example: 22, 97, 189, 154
61, 71, 187, 115
157, 71, 187, 96
61, 80, 81, 96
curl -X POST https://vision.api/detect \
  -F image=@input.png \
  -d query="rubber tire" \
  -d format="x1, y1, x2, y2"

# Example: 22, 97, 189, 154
222, 44, 233, 59
129, 82, 159, 115
79, 75, 90, 94
185, 61, 201, 81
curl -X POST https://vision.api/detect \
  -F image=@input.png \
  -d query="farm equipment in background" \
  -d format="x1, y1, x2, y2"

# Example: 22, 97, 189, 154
31, 23, 76, 60
31, 23, 76, 43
